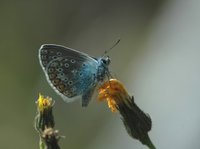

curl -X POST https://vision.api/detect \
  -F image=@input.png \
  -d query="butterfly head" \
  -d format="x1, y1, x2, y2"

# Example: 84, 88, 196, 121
101, 56, 111, 66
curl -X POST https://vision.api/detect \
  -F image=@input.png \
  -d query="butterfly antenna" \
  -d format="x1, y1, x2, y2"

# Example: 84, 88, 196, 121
103, 39, 121, 56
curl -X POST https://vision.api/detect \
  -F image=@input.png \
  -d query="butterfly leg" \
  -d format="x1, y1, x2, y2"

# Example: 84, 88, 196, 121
82, 86, 96, 107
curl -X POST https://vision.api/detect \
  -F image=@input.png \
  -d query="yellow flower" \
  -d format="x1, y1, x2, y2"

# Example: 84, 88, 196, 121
35, 94, 61, 149
35, 93, 55, 132
37, 93, 53, 112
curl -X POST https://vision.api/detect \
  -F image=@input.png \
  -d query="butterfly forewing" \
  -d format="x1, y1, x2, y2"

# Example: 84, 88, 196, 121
39, 44, 95, 68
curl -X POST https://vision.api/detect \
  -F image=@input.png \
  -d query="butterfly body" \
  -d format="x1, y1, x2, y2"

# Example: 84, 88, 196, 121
39, 44, 110, 106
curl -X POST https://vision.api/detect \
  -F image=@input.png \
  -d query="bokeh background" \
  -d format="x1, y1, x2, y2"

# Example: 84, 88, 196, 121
1, 0, 200, 148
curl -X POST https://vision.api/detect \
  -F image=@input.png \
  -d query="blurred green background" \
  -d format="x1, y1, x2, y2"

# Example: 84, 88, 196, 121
1, 0, 200, 148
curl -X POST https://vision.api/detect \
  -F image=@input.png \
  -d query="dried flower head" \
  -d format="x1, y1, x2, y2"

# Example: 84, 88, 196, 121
41, 127, 61, 149
98, 79, 156, 149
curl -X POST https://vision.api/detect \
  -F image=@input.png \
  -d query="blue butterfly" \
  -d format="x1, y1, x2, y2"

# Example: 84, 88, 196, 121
38, 44, 111, 107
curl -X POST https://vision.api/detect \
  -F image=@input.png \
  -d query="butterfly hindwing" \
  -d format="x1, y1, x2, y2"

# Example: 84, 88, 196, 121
39, 44, 99, 103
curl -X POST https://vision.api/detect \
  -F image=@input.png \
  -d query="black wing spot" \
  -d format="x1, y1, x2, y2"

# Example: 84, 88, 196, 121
49, 73, 57, 79
70, 59, 75, 63
57, 52, 62, 56
41, 49, 48, 54
60, 72, 64, 76
68, 81, 73, 85
52, 56, 57, 59
41, 55, 47, 60
48, 67, 55, 73
50, 62, 58, 67
57, 68, 63, 72
42, 61, 48, 65
65, 63, 69, 68
52, 79, 60, 85
64, 77, 68, 82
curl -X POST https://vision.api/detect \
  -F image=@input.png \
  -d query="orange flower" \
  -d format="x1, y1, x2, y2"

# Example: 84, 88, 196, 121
98, 79, 131, 112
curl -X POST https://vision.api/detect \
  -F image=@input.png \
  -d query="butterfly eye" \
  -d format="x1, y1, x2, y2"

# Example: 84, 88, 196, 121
101, 57, 110, 65
82, 63, 86, 67
102, 59, 106, 64
79, 73, 83, 76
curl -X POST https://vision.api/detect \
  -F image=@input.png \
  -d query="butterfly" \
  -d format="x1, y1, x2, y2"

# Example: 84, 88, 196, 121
38, 44, 111, 107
